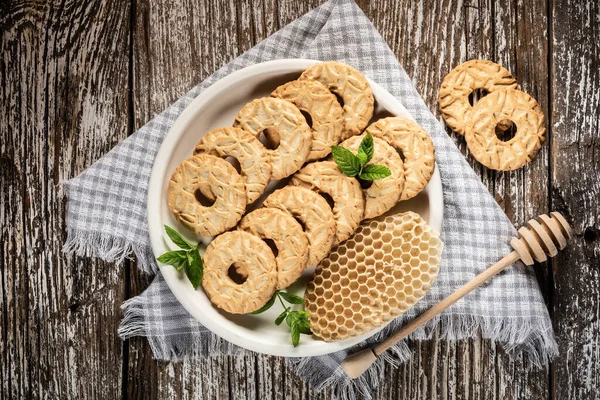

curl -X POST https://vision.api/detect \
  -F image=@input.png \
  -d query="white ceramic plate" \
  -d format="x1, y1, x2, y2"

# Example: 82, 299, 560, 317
147, 59, 443, 357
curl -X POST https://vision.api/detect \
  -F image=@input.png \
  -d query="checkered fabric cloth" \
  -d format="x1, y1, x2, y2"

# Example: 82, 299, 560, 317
64, 0, 557, 398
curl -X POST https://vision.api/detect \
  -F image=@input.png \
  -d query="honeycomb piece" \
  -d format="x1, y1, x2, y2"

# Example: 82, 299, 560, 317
304, 211, 443, 341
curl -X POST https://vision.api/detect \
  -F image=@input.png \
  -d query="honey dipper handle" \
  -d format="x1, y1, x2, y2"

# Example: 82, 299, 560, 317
374, 250, 521, 356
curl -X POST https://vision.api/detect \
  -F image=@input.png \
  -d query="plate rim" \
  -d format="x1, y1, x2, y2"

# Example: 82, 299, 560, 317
147, 58, 444, 357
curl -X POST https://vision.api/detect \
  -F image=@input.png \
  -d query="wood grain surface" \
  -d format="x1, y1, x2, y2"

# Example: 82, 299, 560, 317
1, 0, 598, 399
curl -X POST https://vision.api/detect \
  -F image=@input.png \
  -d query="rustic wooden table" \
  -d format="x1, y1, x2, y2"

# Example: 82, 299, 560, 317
2, 0, 598, 398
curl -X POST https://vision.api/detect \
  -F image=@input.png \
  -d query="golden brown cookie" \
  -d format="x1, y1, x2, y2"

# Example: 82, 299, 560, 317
239, 208, 309, 289
300, 61, 374, 139
291, 161, 364, 245
167, 154, 246, 237
305, 212, 443, 341
272, 80, 344, 161
337, 134, 405, 219
194, 127, 271, 204
262, 186, 336, 266
365, 117, 435, 201
464, 89, 546, 170
202, 230, 277, 314
233, 97, 312, 180
439, 60, 518, 135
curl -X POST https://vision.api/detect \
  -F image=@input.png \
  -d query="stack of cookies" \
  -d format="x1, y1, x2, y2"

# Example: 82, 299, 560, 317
166, 61, 441, 340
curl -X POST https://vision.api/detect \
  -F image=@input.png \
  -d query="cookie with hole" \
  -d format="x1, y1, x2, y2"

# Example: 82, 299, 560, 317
464, 89, 546, 171
439, 59, 518, 135
272, 79, 344, 161
203, 230, 278, 314
234, 97, 312, 180
365, 117, 435, 201
194, 126, 271, 204
299, 61, 374, 140
291, 161, 364, 246
238, 208, 310, 290
167, 153, 246, 237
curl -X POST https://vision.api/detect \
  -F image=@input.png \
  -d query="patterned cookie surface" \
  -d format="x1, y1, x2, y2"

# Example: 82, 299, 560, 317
365, 117, 435, 201
305, 212, 443, 341
194, 126, 271, 204
262, 186, 336, 266
239, 208, 309, 289
300, 61, 374, 139
465, 89, 546, 170
439, 60, 518, 135
203, 230, 277, 314
167, 154, 246, 236
337, 134, 405, 219
234, 97, 312, 180
291, 161, 364, 245
272, 80, 344, 161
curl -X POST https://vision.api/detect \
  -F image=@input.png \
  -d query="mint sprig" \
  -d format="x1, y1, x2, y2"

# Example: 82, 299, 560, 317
157, 225, 203, 289
250, 290, 311, 347
331, 133, 392, 181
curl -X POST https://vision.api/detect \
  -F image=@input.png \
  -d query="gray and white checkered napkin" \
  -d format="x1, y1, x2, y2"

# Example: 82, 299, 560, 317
64, 0, 557, 398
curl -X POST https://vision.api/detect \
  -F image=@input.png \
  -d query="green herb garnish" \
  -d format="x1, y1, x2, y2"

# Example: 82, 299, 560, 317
157, 225, 203, 289
251, 290, 311, 347
331, 133, 392, 181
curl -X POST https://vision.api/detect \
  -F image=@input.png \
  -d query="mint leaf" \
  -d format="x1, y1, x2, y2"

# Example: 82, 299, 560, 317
331, 146, 361, 177
185, 250, 203, 289
275, 309, 288, 326
286, 310, 299, 327
157, 250, 188, 270
165, 225, 194, 250
279, 292, 304, 305
357, 133, 374, 165
359, 164, 392, 181
250, 292, 277, 314
297, 313, 312, 334
290, 322, 301, 347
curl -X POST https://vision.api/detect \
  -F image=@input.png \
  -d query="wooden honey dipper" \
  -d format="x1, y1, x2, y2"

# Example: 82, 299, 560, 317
342, 211, 572, 379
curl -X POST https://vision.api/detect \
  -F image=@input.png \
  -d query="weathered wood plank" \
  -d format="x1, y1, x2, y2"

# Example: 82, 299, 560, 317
0, 0, 130, 398
550, 0, 600, 398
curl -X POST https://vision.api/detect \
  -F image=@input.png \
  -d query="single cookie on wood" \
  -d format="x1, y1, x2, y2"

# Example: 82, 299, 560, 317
272, 80, 344, 161
464, 89, 546, 171
239, 208, 309, 289
234, 97, 312, 180
203, 230, 277, 314
194, 126, 271, 204
304, 212, 443, 341
262, 186, 336, 266
291, 161, 364, 246
439, 59, 518, 135
336, 134, 405, 219
300, 61, 374, 139
167, 154, 246, 237
365, 117, 435, 201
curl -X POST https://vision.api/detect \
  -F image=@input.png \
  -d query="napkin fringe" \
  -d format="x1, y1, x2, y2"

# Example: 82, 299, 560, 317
63, 227, 157, 274
291, 313, 557, 400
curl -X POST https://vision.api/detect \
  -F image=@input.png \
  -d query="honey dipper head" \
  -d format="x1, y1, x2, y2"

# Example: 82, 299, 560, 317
510, 212, 572, 265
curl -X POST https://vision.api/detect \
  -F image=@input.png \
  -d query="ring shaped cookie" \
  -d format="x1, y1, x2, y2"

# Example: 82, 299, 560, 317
464, 89, 546, 171
203, 230, 277, 314
300, 61, 374, 140
365, 117, 435, 201
234, 97, 312, 180
338, 134, 405, 219
262, 186, 336, 266
439, 60, 518, 135
167, 154, 246, 236
194, 126, 271, 204
239, 208, 309, 289
291, 161, 364, 245
272, 80, 344, 161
